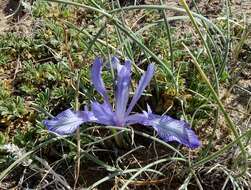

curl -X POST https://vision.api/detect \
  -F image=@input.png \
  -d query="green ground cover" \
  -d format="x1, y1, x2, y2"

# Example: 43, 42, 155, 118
0, 0, 250, 189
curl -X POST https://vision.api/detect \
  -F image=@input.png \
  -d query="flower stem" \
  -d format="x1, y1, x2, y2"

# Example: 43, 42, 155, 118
112, 128, 128, 149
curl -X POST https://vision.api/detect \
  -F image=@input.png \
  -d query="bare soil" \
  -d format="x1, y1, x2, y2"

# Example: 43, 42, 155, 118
0, 0, 33, 35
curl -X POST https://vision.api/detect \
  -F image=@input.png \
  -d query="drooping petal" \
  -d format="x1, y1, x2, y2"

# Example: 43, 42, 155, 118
126, 64, 155, 115
91, 101, 115, 125
91, 57, 110, 105
115, 62, 131, 126
43, 109, 95, 135
145, 113, 200, 149
125, 106, 200, 149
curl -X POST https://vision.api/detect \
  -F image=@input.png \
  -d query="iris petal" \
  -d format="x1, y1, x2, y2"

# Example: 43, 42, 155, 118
111, 56, 123, 73
43, 109, 95, 135
125, 106, 200, 149
91, 102, 115, 125
115, 61, 131, 126
126, 113, 148, 125
91, 57, 111, 105
126, 64, 155, 115
145, 113, 200, 149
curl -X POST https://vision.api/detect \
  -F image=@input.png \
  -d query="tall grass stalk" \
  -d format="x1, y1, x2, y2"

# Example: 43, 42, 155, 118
83, 126, 185, 158
109, 5, 226, 41
0, 136, 69, 182
159, 0, 174, 73
179, 0, 219, 94
74, 72, 81, 189
88, 168, 164, 189
45, 0, 176, 83
183, 43, 248, 177
113, 0, 134, 60
120, 157, 186, 190
218, 0, 231, 77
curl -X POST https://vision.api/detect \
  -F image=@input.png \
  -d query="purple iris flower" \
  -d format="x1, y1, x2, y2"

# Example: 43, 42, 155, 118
43, 57, 200, 149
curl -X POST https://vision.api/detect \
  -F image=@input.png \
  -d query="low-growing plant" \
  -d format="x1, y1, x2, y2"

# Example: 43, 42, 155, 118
43, 56, 200, 148
0, 0, 250, 189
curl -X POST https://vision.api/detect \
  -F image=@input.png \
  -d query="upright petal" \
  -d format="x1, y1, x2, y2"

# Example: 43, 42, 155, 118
111, 56, 123, 73
124, 60, 131, 71
115, 62, 131, 126
111, 57, 131, 75
91, 101, 115, 125
91, 57, 110, 105
43, 109, 95, 135
126, 64, 155, 115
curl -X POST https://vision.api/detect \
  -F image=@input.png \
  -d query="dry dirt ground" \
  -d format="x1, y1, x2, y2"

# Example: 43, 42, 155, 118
0, 0, 8, 34
0, 0, 33, 35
